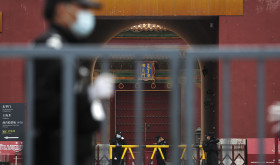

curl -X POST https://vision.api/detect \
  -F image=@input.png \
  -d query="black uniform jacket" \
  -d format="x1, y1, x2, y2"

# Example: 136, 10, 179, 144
156, 140, 168, 164
110, 137, 127, 158
203, 138, 219, 165
34, 23, 100, 133
33, 24, 100, 165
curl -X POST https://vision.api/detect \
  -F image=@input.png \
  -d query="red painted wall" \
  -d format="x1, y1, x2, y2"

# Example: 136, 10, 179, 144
219, 0, 280, 138
0, 0, 45, 43
0, 0, 45, 103
0, 59, 25, 103
0, 1, 45, 161
1, 0, 280, 139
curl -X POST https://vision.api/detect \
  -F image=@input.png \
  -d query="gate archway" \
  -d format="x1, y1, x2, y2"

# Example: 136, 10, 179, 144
90, 17, 219, 142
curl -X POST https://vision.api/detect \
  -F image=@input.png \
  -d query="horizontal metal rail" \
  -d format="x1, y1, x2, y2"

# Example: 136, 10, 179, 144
0, 45, 279, 59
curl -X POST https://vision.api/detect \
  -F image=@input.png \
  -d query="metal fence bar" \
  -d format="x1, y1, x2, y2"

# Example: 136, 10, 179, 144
223, 59, 231, 165
0, 46, 280, 58
186, 47, 280, 59
135, 59, 144, 164
0, 46, 180, 59
223, 59, 231, 139
101, 54, 109, 144
169, 54, 180, 165
185, 53, 195, 165
62, 56, 76, 165
257, 59, 266, 165
24, 59, 34, 165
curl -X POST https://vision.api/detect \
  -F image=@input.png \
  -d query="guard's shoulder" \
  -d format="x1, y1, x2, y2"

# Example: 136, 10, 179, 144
110, 138, 116, 143
34, 30, 63, 49
214, 139, 219, 143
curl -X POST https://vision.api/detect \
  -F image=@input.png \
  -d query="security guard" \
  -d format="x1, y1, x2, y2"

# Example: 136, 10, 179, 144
155, 135, 168, 165
110, 131, 127, 165
202, 132, 219, 165
34, 0, 99, 47
33, 0, 115, 165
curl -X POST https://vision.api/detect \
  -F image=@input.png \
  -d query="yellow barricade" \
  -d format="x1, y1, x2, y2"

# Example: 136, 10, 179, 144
178, 145, 206, 162
109, 145, 139, 164
178, 145, 187, 160
146, 145, 169, 160
109, 144, 206, 164
199, 145, 206, 160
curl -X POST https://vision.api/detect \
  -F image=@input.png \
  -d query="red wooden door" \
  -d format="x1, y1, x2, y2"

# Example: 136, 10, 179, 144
115, 90, 170, 145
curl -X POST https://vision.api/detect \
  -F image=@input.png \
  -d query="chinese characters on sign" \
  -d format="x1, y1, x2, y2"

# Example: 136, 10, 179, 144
0, 103, 25, 141
138, 62, 155, 81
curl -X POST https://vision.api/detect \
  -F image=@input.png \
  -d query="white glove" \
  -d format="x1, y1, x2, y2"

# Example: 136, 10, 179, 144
90, 99, 105, 121
268, 101, 280, 133
88, 73, 115, 121
88, 73, 115, 101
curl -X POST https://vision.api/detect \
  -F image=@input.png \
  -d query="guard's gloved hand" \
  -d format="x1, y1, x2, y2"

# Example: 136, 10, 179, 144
88, 73, 115, 121
88, 73, 115, 101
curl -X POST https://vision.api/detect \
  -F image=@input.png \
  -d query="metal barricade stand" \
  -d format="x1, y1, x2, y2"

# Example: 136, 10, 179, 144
120, 145, 139, 165
179, 145, 206, 165
146, 145, 169, 165
199, 145, 206, 165
109, 145, 115, 165
179, 145, 187, 164
109, 145, 139, 165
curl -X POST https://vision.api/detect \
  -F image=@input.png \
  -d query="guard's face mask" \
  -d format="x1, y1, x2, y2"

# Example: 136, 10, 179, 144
70, 10, 96, 38
116, 134, 121, 139
158, 139, 161, 143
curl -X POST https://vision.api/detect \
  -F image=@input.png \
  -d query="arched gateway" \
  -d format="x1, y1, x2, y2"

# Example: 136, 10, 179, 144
88, 0, 243, 143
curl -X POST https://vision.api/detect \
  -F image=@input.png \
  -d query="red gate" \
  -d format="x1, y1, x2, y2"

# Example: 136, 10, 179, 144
114, 90, 170, 145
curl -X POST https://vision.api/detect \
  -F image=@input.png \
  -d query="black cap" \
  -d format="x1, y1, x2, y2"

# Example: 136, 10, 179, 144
44, 0, 101, 21
207, 132, 215, 137
116, 131, 121, 135
155, 135, 161, 140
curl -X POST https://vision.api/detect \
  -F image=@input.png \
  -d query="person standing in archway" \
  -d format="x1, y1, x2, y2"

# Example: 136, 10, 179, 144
203, 132, 219, 165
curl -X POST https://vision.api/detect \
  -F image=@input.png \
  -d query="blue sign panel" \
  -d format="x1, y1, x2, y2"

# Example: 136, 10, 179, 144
139, 62, 155, 81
